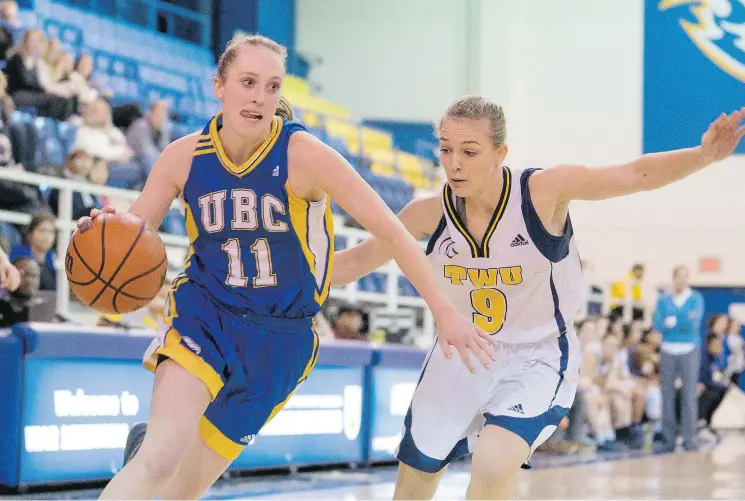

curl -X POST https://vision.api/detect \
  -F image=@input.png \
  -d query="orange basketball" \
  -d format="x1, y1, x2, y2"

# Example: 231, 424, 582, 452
65, 212, 168, 314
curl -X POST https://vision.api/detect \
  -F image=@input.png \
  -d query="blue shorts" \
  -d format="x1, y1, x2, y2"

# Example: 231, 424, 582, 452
143, 276, 319, 461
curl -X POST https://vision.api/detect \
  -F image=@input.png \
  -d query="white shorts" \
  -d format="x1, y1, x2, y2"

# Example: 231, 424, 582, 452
395, 331, 580, 473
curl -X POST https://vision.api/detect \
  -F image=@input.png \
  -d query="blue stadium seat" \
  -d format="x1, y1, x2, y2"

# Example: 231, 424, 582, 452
398, 276, 419, 297
56, 122, 77, 155
0, 222, 21, 251
161, 208, 187, 236
334, 235, 347, 251
326, 135, 350, 157
371, 272, 386, 294
32, 118, 65, 166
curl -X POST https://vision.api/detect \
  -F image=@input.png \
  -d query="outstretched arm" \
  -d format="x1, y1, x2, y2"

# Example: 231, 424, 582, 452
77, 133, 197, 232
331, 196, 441, 286
289, 132, 494, 372
541, 108, 745, 203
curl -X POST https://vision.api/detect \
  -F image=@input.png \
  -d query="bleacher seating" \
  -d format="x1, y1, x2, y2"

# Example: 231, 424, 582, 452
9, 0, 437, 254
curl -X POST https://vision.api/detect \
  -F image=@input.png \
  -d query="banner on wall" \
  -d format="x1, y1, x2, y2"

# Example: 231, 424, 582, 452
644, 0, 745, 154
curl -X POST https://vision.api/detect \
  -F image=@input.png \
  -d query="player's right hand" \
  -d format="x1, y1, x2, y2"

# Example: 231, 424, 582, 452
76, 206, 116, 233
435, 311, 496, 374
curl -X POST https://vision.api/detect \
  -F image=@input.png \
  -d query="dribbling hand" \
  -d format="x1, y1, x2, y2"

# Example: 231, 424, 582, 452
76, 206, 117, 234
435, 311, 496, 373
700, 107, 745, 163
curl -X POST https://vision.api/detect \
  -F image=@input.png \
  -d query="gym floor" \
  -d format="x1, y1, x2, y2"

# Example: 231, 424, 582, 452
2, 432, 743, 500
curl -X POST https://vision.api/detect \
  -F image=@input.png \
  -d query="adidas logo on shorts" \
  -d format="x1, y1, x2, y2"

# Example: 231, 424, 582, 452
507, 403, 525, 415
510, 234, 529, 247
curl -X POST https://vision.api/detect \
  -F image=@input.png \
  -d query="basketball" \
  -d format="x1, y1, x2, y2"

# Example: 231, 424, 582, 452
65, 212, 168, 315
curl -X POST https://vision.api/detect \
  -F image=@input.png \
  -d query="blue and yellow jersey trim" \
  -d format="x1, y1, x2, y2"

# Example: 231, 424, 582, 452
286, 182, 335, 305
444, 166, 511, 258
209, 113, 283, 178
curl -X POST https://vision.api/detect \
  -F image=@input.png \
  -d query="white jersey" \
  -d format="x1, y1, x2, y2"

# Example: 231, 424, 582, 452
426, 166, 584, 344
394, 167, 583, 472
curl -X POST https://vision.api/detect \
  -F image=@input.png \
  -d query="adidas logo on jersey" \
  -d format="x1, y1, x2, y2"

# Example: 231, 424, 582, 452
272, 166, 280, 176
507, 403, 525, 415
510, 234, 529, 247
240, 434, 255, 444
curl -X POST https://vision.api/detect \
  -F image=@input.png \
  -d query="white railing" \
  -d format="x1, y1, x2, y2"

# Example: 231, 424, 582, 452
0, 169, 614, 341
0, 168, 435, 335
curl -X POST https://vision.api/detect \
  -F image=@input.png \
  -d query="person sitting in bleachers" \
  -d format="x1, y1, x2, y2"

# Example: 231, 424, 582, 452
578, 320, 622, 451
126, 100, 170, 181
73, 97, 140, 188
332, 304, 367, 341
4, 29, 74, 121
0, 72, 48, 213
698, 334, 729, 438
86, 156, 110, 206
0, 255, 40, 327
48, 149, 104, 221
9, 211, 56, 291
38, 43, 77, 112
68, 54, 105, 112
725, 317, 744, 386
0, 0, 20, 62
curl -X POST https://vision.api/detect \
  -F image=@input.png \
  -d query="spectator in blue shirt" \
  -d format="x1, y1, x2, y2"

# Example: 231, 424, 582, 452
698, 334, 728, 432
653, 265, 704, 452
9, 211, 56, 290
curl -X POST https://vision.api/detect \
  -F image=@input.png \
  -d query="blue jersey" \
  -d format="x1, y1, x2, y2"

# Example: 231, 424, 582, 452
180, 113, 334, 319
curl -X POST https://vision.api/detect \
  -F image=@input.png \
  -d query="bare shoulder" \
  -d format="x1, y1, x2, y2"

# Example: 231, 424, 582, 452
399, 192, 443, 239
286, 130, 345, 201
152, 131, 201, 192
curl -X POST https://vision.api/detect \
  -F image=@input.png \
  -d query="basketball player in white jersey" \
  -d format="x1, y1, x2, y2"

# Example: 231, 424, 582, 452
331, 96, 745, 500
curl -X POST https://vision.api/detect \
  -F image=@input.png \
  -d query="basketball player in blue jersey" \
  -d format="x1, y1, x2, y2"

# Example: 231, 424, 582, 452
332, 96, 745, 500
75, 36, 495, 500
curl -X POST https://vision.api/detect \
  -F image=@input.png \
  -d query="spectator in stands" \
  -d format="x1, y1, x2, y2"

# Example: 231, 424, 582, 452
706, 313, 731, 370
86, 156, 110, 205
609, 263, 646, 323
37, 37, 61, 85
48, 149, 103, 221
654, 265, 704, 452
126, 100, 171, 178
39, 44, 77, 110
4, 29, 74, 120
0, 1, 22, 60
0, 66, 36, 171
578, 329, 621, 451
73, 98, 140, 187
598, 333, 637, 445
725, 317, 744, 385
0, 255, 40, 327
332, 305, 366, 341
10, 211, 56, 291
698, 333, 729, 435
0, 72, 49, 213
68, 54, 104, 110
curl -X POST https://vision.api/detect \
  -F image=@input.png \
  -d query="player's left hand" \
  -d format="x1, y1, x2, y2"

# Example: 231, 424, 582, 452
0, 256, 20, 292
700, 107, 745, 163
435, 311, 496, 374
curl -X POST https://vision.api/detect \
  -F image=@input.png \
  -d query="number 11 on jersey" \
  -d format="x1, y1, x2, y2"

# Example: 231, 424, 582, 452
221, 238, 277, 288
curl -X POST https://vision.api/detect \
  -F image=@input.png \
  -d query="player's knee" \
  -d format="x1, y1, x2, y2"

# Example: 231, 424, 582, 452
132, 449, 182, 488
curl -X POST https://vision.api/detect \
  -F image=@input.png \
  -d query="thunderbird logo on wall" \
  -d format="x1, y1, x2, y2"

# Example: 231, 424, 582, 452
659, 0, 745, 82
644, 0, 745, 154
